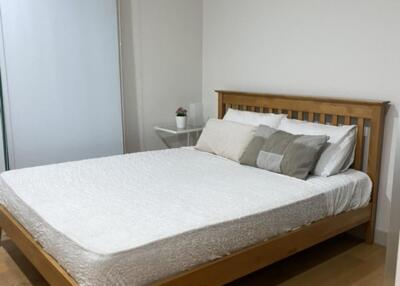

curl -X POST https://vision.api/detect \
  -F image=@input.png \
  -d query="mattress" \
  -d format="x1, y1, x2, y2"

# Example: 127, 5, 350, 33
0, 148, 371, 286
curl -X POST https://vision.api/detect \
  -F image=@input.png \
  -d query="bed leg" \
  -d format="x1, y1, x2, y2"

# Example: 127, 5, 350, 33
365, 221, 375, 244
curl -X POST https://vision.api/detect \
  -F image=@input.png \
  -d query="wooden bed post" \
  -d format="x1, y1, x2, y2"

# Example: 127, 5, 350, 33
0, 206, 78, 286
365, 104, 389, 243
217, 92, 225, 119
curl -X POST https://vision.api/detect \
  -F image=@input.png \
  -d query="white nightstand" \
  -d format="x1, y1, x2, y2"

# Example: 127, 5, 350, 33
154, 124, 204, 148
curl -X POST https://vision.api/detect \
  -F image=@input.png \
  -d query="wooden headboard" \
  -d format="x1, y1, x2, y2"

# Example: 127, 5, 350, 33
217, 90, 389, 240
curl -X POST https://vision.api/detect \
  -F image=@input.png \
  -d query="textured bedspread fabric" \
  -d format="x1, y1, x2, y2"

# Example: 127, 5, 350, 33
0, 148, 371, 286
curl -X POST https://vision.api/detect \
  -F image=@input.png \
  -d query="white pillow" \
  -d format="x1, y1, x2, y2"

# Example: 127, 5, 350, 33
195, 119, 256, 162
223, 109, 286, 128
278, 118, 356, 177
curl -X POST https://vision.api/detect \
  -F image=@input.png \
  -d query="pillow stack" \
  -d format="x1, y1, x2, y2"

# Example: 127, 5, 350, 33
196, 109, 357, 180
223, 108, 287, 127
195, 110, 286, 162
278, 118, 357, 177
240, 126, 328, 180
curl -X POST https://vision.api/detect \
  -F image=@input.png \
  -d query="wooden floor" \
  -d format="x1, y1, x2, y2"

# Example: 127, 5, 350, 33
0, 233, 385, 286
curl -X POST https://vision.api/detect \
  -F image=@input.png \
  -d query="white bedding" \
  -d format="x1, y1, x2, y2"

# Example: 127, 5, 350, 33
0, 148, 371, 286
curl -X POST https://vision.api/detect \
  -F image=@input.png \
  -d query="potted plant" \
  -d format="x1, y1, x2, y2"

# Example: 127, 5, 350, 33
175, 107, 187, 129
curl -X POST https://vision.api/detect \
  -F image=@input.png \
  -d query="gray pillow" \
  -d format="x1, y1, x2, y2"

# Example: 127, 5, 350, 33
240, 125, 328, 180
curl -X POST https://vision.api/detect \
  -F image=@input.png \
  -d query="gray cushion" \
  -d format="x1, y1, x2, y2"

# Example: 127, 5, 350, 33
240, 125, 328, 180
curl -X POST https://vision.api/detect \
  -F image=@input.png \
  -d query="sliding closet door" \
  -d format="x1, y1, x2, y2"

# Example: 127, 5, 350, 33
0, 0, 123, 168
0, 83, 6, 171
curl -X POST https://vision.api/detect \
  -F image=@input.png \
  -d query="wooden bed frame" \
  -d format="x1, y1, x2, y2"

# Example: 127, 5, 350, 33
0, 91, 389, 286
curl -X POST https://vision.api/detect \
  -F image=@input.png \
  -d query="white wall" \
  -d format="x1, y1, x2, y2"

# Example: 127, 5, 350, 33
385, 117, 400, 284
119, 0, 142, 153
0, 0, 124, 168
203, 0, 400, 243
129, 0, 203, 151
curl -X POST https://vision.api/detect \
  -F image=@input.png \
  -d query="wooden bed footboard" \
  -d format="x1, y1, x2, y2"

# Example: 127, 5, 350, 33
0, 205, 78, 286
156, 205, 372, 286
0, 204, 372, 286
0, 91, 389, 286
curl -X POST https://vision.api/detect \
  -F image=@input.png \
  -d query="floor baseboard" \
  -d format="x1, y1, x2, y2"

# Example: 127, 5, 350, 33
374, 229, 388, 246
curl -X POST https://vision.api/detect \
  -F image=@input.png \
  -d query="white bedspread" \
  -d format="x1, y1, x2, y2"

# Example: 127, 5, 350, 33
0, 148, 371, 286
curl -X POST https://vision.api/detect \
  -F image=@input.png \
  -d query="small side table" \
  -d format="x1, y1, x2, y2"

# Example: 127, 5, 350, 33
154, 124, 204, 148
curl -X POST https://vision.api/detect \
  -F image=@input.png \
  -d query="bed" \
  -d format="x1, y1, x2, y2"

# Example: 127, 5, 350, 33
0, 91, 389, 286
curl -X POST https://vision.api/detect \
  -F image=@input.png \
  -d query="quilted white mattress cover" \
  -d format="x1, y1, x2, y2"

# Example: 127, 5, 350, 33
0, 148, 371, 286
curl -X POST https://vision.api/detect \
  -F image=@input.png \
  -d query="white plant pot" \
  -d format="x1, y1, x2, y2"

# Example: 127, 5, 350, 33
176, 116, 187, 129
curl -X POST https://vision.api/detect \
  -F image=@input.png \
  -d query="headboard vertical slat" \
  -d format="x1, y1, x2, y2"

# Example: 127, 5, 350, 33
216, 90, 389, 243
319, 114, 326, 124
365, 106, 387, 242
332, 115, 338, 126
218, 93, 225, 119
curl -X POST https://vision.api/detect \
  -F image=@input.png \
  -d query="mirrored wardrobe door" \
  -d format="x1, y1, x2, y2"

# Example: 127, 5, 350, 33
0, 72, 8, 172
0, 0, 123, 169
